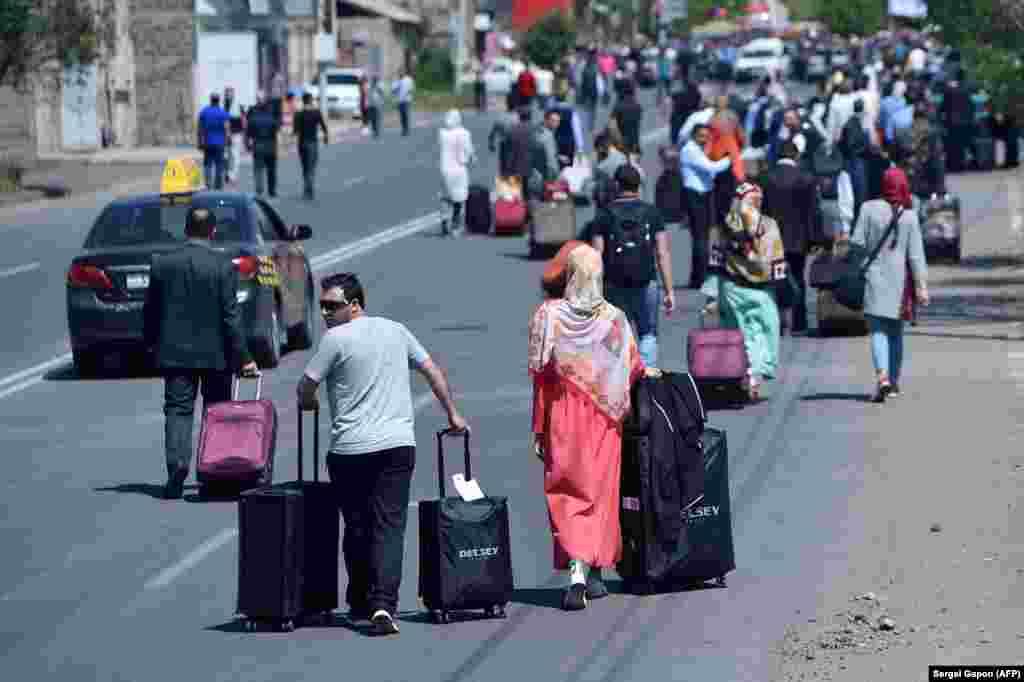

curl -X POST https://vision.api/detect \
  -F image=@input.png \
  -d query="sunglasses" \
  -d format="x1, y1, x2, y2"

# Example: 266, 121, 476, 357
320, 299, 349, 313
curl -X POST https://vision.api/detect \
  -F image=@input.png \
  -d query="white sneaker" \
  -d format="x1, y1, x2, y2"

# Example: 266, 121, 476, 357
371, 609, 400, 635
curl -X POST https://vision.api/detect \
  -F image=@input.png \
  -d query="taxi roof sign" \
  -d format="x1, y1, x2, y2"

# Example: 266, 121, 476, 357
160, 156, 205, 195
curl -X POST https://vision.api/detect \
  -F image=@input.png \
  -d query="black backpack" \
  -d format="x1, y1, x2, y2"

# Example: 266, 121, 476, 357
603, 207, 656, 288
812, 146, 844, 200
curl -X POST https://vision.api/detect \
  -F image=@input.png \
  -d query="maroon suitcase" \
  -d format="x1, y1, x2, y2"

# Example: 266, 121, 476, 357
687, 322, 749, 405
196, 375, 277, 490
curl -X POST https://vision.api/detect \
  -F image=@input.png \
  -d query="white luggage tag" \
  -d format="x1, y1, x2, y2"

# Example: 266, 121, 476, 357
452, 473, 485, 502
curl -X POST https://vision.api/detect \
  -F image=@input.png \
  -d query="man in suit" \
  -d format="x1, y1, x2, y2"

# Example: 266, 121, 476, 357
760, 140, 820, 334
144, 207, 260, 499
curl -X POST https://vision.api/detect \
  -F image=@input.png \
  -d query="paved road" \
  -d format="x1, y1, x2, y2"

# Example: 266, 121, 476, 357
0, 81, 935, 682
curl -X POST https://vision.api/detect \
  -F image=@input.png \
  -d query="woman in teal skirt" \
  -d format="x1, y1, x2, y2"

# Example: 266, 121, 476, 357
701, 182, 785, 401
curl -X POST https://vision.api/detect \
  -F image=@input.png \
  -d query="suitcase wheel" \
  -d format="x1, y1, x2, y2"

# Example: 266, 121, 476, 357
485, 605, 507, 619
713, 575, 728, 588
278, 619, 295, 633
432, 610, 451, 625
242, 619, 257, 633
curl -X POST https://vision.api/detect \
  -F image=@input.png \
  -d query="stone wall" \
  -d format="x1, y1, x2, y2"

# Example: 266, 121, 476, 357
0, 87, 33, 163
337, 17, 405, 80
130, 0, 194, 146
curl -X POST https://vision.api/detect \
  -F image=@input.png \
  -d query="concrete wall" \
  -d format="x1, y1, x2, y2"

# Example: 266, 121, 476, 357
336, 17, 405, 80
130, 0, 195, 146
288, 17, 319, 87
0, 88, 34, 162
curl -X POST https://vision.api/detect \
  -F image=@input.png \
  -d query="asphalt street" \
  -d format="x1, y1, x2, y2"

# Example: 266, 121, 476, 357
0, 80, 941, 681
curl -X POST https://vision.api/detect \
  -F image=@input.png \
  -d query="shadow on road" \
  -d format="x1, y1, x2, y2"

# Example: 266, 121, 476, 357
906, 330, 1023, 342
93, 482, 192, 499
509, 587, 565, 610
800, 392, 873, 403
44, 354, 160, 382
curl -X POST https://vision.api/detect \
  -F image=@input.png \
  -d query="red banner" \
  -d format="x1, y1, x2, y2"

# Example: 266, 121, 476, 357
512, 0, 572, 32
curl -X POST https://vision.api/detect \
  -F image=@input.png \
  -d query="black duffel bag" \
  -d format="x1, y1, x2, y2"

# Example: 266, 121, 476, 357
833, 207, 904, 311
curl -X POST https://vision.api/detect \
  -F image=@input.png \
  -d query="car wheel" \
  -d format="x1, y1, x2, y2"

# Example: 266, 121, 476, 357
290, 283, 317, 351
73, 349, 102, 377
257, 307, 283, 369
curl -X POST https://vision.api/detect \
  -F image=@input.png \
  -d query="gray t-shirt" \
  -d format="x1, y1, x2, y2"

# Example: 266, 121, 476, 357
304, 316, 430, 456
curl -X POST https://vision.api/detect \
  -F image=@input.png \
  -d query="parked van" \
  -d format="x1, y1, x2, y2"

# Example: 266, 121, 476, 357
734, 38, 790, 82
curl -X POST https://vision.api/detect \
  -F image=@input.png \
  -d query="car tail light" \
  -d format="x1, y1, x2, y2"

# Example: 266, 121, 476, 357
232, 255, 259, 280
67, 263, 113, 289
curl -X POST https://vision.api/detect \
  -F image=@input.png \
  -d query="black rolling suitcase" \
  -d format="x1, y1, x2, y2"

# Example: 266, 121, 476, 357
419, 430, 513, 624
236, 406, 339, 632
465, 184, 493, 234
620, 411, 735, 595
972, 135, 996, 171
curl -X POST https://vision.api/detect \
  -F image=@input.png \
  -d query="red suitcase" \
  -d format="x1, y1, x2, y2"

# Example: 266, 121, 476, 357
494, 198, 527, 235
196, 375, 277, 491
687, 320, 749, 406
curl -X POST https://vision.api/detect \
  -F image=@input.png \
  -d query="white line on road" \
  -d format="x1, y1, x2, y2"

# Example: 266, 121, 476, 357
144, 527, 239, 590
341, 176, 367, 189
0, 262, 40, 278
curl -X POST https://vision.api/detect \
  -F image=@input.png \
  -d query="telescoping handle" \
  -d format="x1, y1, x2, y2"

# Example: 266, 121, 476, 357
436, 429, 471, 499
232, 374, 263, 401
296, 404, 320, 483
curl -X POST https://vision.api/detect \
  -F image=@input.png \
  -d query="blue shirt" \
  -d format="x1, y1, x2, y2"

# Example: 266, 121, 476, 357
198, 105, 230, 147
885, 104, 914, 143
680, 140, 731, 194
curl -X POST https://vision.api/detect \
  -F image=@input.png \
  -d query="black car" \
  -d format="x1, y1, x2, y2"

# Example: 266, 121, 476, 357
66, 191, 317, 374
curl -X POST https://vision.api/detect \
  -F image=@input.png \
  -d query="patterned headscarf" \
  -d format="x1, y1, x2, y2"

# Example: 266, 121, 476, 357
709, 182, 786, 287
528, 245, 642, 422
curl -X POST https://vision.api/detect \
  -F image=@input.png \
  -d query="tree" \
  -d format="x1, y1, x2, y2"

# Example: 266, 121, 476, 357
522, 10, 576, 70
0, 0, 110, 88
803, 0, 886, 37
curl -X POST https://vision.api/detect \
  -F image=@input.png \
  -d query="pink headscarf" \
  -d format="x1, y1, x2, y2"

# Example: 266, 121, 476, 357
528, 245, 642, 422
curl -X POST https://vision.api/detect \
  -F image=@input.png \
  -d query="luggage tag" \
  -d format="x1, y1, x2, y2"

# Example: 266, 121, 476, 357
452, 473, 485, 502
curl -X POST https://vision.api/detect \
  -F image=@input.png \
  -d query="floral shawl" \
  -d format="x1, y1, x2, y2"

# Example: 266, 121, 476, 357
708, 182, 787, 287
528, 244, 641, 422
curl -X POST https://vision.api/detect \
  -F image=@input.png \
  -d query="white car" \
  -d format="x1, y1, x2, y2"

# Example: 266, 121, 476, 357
482, 58, 524, 96
307, 67, 364, 117
734, 38, 791, 82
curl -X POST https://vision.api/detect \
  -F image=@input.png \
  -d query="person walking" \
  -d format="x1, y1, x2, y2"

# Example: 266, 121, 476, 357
143, 207, 259, 500
438, 109, 477, 236
701, 183, 785, 402
392, 70, 415, 136
669, 58, 702, 149
611, 81, 644, 157
760, 140, 821, 334
245, 92, 280, 198
294, 92, 329, 200
707, 95, 746, 227
575, 49, 606, 151
222, 86, 243, 185
197, 92, 230, 190
850, 168, 929, 403
681, 124, 733, 289
528, 243, 651, 611
838, 98, 870, 219
590, 164, 675, 366
296, 272, 468, 635
366, 76, 385, 138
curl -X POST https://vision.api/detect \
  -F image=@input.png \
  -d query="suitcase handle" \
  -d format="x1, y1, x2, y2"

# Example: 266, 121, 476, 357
297, 404, 320, 483
435, 429, 472, 499
232, 374, 263, 401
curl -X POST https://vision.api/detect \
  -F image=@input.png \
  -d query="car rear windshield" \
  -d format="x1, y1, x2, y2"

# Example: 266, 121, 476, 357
742, 50, 777, 59
85, 196, 246, 248
326, 74, 360, 85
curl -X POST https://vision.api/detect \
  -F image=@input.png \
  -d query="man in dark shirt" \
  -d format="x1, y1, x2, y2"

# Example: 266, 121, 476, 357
760, 140, 820, 333
669, 61, 702, 150
294, 92, 329, 200
590, 164, 675, 366
143, 207, 259, 499
612, 81, 644, 155
499, 107, 535, 194
245, 92, 280, 198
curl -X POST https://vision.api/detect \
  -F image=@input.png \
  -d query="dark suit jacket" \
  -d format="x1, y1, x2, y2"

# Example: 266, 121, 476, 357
760, 161, 821, 254
499, 122, 534, 179
143, 240, 252, 371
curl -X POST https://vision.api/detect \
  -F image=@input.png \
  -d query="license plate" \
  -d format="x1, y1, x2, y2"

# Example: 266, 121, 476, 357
126, 274, 149, 289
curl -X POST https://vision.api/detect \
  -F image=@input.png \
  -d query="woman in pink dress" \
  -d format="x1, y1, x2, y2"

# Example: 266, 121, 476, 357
528, 244, 651, 611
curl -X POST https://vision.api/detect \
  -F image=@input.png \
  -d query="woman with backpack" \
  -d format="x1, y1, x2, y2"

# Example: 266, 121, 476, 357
850, 167, 929, 403
701, 183, 785, 402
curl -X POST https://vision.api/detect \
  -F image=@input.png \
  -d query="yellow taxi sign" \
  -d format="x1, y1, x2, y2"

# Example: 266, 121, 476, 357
160, 156, 205, 195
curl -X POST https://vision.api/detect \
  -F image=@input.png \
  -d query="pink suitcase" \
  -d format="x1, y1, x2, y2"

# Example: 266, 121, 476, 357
687, 327, 749, 405
196, 375, 277, 490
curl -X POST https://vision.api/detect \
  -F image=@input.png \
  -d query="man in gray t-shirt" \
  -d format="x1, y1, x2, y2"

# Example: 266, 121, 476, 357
297, 272, 467, 636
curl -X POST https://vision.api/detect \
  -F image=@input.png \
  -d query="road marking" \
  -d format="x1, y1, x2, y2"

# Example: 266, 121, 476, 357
144, 527, 239, 590
0, 262, 40, 278
341, 176, 367, 189
0, 124, 670, 403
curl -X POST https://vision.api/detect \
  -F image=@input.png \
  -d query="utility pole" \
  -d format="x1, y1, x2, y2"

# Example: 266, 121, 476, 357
450, 0, 468, 96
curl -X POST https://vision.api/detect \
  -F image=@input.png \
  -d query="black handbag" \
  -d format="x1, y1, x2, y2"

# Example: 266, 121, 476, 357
775, 270, 802, 309
833, 207, 904, 311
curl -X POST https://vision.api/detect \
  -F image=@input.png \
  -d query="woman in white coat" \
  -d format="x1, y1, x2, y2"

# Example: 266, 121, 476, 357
439, 109, 476, 236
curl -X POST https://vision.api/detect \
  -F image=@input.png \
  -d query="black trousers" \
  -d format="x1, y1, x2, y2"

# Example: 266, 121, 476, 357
712, 171, 737, 227
253, 152, 277, 197
398, 103, 411, 136
298, 141, 318, 198
367, 106, 380, 138
163, 369, 233, 477
685, 189, 714, 288
327, 447, 415, 615
784, 251, 808, 332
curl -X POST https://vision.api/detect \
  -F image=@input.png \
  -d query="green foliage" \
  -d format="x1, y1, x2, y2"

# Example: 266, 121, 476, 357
522, 10, 576, 69
801, 0, 886, 36
414, 46, 454, 90
0, 0, 107, 87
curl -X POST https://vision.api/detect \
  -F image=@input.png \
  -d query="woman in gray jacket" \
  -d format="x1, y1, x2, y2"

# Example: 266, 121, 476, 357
850, 167, 930, 403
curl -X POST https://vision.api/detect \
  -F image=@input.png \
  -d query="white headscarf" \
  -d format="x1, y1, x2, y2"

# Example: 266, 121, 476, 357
444, 109, 462, 129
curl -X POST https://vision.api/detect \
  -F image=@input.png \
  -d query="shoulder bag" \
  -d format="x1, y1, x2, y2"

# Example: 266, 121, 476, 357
833, 206, 904, 311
